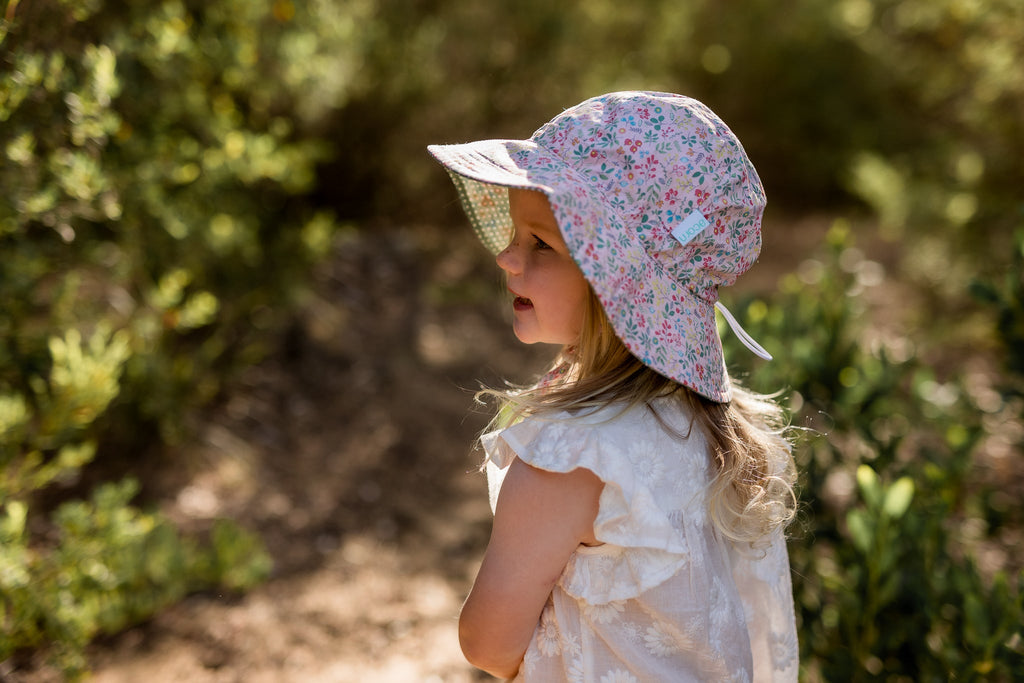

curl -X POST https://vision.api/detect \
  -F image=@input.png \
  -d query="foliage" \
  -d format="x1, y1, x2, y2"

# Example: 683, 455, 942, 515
0, 0, 360, 675
0, 478, 270, 679
971, 229, 1024, 399
723, 226, 1024, 680
0, 0, 352, 445
1, 0, 1022, 678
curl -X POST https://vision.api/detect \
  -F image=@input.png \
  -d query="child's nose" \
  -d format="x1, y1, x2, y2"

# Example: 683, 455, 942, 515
495, 243, 521, 274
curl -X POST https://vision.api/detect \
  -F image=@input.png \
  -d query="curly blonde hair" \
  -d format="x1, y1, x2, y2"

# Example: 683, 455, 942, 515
480, 289, 797, 546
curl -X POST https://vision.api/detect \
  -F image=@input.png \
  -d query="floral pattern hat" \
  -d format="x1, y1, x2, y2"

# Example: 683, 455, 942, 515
428, 91, 770, 403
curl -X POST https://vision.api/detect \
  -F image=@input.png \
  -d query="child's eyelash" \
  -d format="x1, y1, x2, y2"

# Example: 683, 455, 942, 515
532, 235, 551, 249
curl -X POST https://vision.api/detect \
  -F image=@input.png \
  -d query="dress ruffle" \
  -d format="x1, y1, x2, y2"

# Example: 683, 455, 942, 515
481, 403, 712, 604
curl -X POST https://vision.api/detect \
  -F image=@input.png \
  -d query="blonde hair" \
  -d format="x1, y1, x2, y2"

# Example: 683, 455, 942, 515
479, 289, 797, 545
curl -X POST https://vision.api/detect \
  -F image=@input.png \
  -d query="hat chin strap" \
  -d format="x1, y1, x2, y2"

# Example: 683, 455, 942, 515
714, 301, 773, 361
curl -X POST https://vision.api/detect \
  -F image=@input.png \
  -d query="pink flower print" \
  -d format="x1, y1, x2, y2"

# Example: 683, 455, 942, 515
655, 319, 675, 342
638, 107, 650, 120
625, 138, 642, 153
641, 156, 659, 179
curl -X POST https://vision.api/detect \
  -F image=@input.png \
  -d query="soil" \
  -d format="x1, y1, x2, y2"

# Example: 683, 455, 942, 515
7, 222, 558, 683
9, 215, 1018, 682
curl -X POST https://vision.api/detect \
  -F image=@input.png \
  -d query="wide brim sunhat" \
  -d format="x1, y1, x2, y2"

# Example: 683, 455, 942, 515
428, 91, 768, 403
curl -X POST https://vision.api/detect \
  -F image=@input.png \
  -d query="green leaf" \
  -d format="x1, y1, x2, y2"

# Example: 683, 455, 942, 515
1, 500, 27, 540
856, 464, 882, 509
881, 477, 915, 519
964, 593, 989, 644
846, 508, 873, 554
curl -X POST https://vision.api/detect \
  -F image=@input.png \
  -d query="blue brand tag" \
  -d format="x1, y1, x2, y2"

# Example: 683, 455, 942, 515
670, 211, 710, 247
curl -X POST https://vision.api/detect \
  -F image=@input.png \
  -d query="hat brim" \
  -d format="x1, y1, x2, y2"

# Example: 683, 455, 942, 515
428, 139, 730, 402
428, 140, 554, 253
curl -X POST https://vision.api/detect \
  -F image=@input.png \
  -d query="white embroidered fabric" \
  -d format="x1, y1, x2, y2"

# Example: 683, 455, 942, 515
481, 399, 798, 682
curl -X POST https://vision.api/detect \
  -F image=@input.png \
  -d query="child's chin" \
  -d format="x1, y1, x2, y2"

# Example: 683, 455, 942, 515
512, 325, 541, 345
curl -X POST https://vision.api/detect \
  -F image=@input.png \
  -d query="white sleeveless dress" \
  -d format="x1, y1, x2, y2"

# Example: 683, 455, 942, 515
480, 399, 798, 682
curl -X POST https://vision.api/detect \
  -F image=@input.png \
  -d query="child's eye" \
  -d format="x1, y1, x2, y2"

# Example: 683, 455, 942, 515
532, 235, 551, 250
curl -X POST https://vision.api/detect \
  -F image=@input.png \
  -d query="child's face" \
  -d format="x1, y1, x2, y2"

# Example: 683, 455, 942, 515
497, 189, 589, 346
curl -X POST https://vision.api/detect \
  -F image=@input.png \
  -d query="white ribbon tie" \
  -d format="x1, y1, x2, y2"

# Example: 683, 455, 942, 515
714, 301, 773, 361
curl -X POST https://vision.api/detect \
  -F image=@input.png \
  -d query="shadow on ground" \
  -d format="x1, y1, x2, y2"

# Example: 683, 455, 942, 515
13, 224, 549, 683
11, 212, 830, 682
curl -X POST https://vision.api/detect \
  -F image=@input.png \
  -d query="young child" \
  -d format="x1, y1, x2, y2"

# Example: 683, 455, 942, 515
428, 91, 799, 682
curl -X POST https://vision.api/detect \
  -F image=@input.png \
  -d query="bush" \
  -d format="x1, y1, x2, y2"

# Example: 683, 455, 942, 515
3, 0, 1022, 678
0, 479, 270, 679
722, 226, 1024, 680
0, 0, 362, 675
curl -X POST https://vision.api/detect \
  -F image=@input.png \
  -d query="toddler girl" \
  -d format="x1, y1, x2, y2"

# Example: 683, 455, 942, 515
429, 91, 798, 682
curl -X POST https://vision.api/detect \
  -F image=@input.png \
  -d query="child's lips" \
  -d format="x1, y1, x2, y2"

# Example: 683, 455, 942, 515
512, 295, 533, 311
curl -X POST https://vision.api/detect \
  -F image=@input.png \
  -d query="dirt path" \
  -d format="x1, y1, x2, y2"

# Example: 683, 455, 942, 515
72, 224, 548, 683
11, 215, 828, 682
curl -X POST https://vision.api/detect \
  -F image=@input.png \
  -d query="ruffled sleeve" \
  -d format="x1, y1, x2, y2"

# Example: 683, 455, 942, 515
481, 405, 712, 604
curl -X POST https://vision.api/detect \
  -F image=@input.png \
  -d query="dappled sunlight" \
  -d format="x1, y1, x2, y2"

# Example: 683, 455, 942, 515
2, 0, 1022, 680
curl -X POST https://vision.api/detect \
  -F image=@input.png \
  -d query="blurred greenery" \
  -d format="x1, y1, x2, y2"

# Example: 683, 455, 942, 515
723, 224, 1022, 679
1, 0, 1022, 679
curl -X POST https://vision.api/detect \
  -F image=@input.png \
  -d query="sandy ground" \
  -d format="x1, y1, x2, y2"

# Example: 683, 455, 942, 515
3, 215, 828, 683
18, 215, 1018, 682
17, 224, 550, 683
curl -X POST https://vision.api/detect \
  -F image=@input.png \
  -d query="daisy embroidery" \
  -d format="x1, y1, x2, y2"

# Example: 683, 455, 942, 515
583, 599, 626, 625
531, 423, 571, 467
621, 621, 644, 644
629, 441, 664, 485
567, 657, 586, 683
644, 621, 681, 657
771, 629, 798, 669
521, 646, 541, 676
561, 630, 582, 658
600, 671, 640, 683
536, 605, 562, 656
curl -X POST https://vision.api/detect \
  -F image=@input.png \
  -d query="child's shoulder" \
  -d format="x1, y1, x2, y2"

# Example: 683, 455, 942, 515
525, 396, 698, 445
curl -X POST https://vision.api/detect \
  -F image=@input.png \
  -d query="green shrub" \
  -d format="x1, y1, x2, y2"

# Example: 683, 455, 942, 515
0, 0, 363, 675
723, 226, 1024, 680
0, 478, 270, 679
3, 0, 1022, 678
971, 229, 1024, 400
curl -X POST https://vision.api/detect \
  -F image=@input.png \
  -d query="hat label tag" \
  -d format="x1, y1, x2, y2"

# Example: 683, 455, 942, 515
670, 211, 711, 247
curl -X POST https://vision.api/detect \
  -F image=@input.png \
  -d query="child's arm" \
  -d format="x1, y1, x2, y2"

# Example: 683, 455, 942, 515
459, 457, 603, 679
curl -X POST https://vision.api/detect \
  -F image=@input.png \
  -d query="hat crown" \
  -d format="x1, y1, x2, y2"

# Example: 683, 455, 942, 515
427, 90, 768, 401
526, 91, 764, 300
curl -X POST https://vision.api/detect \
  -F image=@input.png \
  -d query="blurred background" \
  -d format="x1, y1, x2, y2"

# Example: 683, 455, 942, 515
1, 0, 1022, 680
